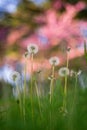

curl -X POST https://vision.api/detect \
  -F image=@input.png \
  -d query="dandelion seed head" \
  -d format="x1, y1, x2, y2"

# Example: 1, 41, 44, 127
67, 46, 71, 52
23, 51, 30, 58
58, 67, 69, 77
27, 43, 38, 54
10, 71, 20, 82
49, 56, 60, 66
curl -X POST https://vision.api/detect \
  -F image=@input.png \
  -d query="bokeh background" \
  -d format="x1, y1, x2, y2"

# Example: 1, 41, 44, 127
1, 2, 87, 129
0, 0, 87, 83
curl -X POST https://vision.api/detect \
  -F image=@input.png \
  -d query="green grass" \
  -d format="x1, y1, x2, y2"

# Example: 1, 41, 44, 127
0, 78, 87, 130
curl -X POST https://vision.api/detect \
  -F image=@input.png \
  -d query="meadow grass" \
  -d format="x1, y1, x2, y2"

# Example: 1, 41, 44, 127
0, 78, 87, 130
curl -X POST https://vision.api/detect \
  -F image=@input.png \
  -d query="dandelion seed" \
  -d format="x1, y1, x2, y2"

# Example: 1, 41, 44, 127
49, 56, 60, 66
58, 67, 69, 77
27, 43, 38, 54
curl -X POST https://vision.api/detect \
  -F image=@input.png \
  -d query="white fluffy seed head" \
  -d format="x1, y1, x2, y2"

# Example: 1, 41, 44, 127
10, 71, 20, 82
49, 56, 60, 66
27, 43, 38, 54
58, 67, 69, 77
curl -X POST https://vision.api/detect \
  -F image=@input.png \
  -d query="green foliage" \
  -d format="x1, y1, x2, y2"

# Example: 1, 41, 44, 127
75, 8, 87, 20
0, 0, 45, 28
0, 80, 87, 130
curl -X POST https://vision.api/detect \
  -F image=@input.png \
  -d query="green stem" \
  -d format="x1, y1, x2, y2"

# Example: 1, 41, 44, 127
50, 110, 52, 130
49, 65, 55, 130
23, 59, 27, 123
63, 51, 69, 111
31, 53, 34, 95
66, 51, 69, 68
50, 79, 53, 104
75, 75, 78, 94
63, 75, 67, 110
71, 75, 78, 111
16, 83, 22, 119
35, 81, 42, 119
50, 65, 55, 104
30, 53, 34, 120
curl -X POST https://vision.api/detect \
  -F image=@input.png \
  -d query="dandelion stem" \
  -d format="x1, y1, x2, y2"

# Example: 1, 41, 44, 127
50, 65, 55, 104
50, 80, 53, 104
31, 53, 34, 95
63, 75, 67, 110
30, 53, 34, 121
49, 65, 55, 130
66, 51, 69, 68
23, 59, 27, 123
63, 51, 69, 111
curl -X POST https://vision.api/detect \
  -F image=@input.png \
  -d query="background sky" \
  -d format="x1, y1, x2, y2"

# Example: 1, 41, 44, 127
0, 0, 21, 13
